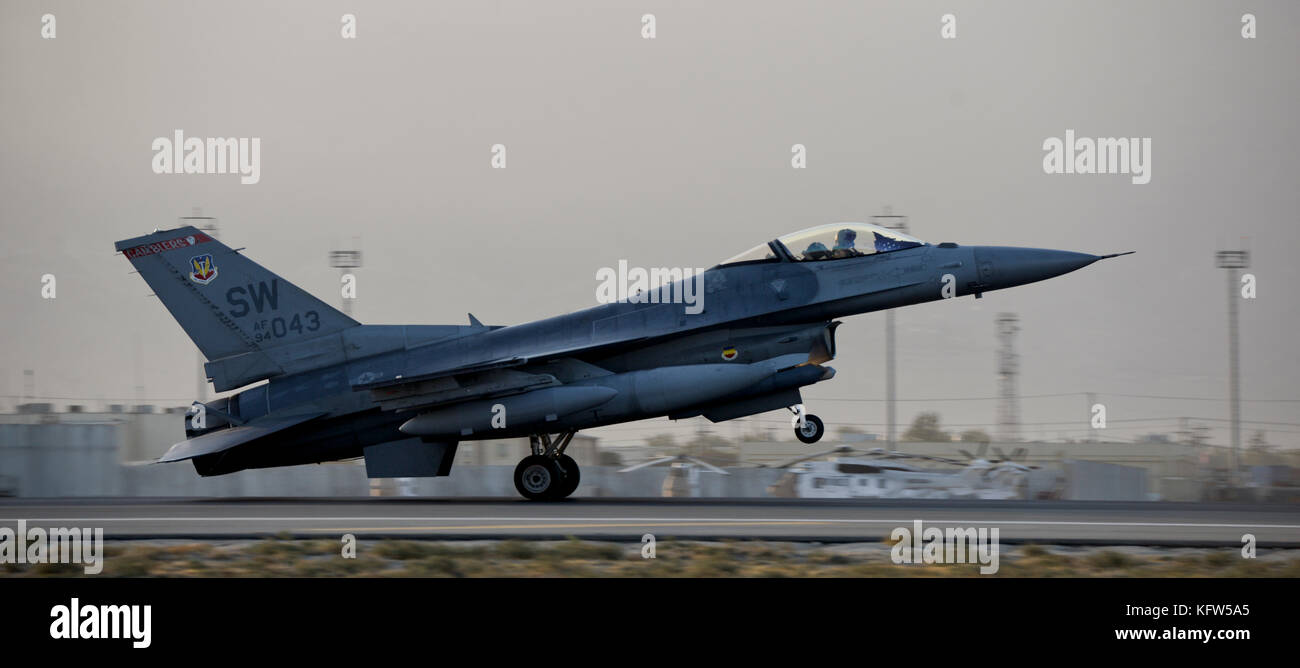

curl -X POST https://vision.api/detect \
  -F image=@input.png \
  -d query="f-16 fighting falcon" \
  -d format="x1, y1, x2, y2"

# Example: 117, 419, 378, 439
114, 223, 1130, 500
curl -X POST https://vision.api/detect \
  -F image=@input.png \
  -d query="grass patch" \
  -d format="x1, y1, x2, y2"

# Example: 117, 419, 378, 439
1086, 550, 1135, 570
4, 540, 1297, 578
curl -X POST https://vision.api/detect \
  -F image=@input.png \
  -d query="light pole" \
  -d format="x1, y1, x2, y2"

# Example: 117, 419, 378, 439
996, 313, 1021, 443
1086, 392, 1097, 444
332, 244, 389, 493
181, 210, 217, 403
1215, 249, 1248, 487
329, 247, 362, 316
872, 208, 909, 448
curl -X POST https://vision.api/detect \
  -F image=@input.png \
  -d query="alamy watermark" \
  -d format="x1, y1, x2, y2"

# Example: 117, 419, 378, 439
890, 520, 1000, 574
1042, 129, 1151, 185
1, 520, 104, 574
595, 260, 706, 315
50, 598, 151, 649
152, 130, 261, 185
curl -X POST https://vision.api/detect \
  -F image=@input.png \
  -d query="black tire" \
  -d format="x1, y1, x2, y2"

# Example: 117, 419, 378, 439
794, 414, 825, 444
553, 454, 581, 499
514, 455, 562, 501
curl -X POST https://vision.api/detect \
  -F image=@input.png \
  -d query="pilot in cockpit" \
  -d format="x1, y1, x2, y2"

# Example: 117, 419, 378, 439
802, 241, 830, 260
831, 228, 859, 258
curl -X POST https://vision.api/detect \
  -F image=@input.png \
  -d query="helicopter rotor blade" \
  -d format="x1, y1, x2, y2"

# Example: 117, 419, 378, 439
617, 456, 678, 473
684, 457, 731, 475
772, 445, 854, 469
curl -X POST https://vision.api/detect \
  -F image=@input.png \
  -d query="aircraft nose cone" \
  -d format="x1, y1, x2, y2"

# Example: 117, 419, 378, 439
973, 247, 1101, 290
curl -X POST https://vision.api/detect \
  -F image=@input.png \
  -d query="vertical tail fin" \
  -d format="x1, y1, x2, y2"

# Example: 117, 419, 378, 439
114, 226, 358, 362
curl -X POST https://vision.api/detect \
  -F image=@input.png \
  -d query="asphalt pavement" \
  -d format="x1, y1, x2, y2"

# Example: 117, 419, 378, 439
2, 497, 1298, 545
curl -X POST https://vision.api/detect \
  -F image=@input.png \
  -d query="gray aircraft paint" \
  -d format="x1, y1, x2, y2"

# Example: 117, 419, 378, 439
115, 224, 1124, 489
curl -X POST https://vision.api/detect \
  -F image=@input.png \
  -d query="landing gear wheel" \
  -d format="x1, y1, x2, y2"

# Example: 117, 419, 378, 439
795, 414, 825, 444
554, 454, 581, 499
514, 455, 562, 501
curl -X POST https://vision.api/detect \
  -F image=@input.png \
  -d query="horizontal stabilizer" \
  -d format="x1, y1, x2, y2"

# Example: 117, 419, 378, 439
158, 412, 326, 463
364, 439, 458, 478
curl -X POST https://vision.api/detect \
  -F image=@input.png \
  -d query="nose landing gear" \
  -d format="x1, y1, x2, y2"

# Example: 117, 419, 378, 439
790, 406, 825, 444
513, 431, 581, 501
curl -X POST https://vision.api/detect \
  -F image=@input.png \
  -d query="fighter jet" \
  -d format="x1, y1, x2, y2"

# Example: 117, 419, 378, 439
114, 222, 1129, 500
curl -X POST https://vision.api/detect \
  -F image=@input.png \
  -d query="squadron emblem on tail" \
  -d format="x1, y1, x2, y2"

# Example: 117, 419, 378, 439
189, 254, 217, 284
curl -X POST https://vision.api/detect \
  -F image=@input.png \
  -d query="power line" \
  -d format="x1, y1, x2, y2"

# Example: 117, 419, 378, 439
7, 391, 1299, 404
749, 416, 1300, 429
1105, 393, 1300, 403
807, 392, 1079, 402
806, 392, 1300, 403
0, 394, 196, 403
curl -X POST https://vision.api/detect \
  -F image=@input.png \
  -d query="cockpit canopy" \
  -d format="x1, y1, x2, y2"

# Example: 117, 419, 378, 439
720, 223, 927, 266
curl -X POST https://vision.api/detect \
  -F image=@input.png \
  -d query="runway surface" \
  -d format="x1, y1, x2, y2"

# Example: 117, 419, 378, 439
3, 497, 1299, 545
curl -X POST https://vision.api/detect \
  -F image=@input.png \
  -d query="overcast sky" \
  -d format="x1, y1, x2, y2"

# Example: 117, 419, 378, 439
2, 1, 1297, 448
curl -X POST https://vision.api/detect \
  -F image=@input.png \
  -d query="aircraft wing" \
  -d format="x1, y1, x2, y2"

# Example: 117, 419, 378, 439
351, 336, 654, 392
364, 365, 574, 413
353, 356, 530, 390
157, 412, 328, 463
351, 342, 645, 413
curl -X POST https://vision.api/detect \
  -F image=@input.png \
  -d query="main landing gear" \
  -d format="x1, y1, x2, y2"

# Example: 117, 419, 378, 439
514, 431, 581, 501
790, 407, 825, 444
